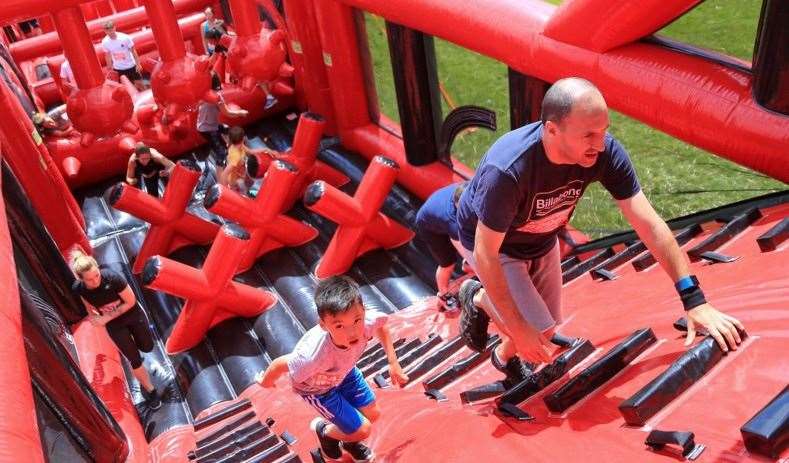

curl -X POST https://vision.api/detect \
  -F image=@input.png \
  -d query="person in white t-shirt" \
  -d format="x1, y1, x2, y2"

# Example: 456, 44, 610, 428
59, 60, 74, 86
101, 21, 145, 90
256, 276, 408, 463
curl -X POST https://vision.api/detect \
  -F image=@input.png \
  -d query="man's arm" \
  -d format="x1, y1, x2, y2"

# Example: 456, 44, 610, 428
257, 355, 291, 387
125, 157, 137, 184
151, 149, 175, 175
131, 48, 142, 71
104, 51, 114, 72
376, 324, 408, 386
473, 223, 552, 363
617, 191, 744, 351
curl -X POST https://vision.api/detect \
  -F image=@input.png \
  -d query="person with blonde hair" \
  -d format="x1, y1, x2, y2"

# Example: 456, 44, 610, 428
70, 249, 161, 410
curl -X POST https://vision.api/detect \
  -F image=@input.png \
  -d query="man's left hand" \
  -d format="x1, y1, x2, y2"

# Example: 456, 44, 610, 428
686, 303, 745, 352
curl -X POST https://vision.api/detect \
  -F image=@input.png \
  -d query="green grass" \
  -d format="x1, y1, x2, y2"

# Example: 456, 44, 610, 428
363, 3, 786, 238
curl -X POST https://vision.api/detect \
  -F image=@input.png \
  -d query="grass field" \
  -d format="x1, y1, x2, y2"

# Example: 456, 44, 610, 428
363, 0, 786, 238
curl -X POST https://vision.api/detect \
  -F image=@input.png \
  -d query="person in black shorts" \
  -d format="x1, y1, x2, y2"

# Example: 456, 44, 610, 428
70, 249, 161, 410
125, 144, 175, 197
101, 21, 146, 90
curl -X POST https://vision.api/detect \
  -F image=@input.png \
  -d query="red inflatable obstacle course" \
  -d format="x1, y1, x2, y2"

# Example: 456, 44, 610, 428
141, 223, 277, 354
304, 155, 414, 278
108, 160, 219, 273
246, 112, 350, 209
204, 159, 319, 271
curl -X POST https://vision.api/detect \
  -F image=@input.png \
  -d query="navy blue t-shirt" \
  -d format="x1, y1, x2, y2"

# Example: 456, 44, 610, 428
415, 183, 462, 267
457, 122, 640, 260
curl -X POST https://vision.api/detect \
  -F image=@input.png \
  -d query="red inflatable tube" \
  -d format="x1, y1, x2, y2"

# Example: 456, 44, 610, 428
107, 161, 220, 273
141, 224, 278, 354
0, 171, 45, 463
0, 79, 89, 254
204, 160, 319, 271
304, 156, 415, 279
327, 0, 789, 183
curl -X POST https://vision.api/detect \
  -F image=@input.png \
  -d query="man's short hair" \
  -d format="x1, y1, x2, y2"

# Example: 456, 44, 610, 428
314, 276, 363, 319
540, 77, 598, 125
134, 144, 151, 155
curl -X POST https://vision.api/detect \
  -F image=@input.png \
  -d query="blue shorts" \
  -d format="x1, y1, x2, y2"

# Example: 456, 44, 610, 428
300, 367, 376, 434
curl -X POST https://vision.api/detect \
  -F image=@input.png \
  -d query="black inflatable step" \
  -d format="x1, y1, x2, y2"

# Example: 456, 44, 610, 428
633, 224, 702, 271
460, 381, 507, 404
618, 333, 744, 426
380, 334, 443, 379
423, 336, 501, 391
740, 385, 789, 458
357, 338, 407, 369
590, 241, 647, 280
687, 208, 762, 261
562, 248, 614, 283
194, 423, 270, 461
194, 411, 256, 450
544, 329, 657, 413
194, 399, 252, 431
404, 336, 466, 384
360, 338, 423, 377
498, 339, 595, 406
756, 217, 789, 252
213, 436, 286, 463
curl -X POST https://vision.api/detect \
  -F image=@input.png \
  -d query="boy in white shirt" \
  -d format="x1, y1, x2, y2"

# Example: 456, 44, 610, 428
101, 21, 145, 90
257, 276, 409, 462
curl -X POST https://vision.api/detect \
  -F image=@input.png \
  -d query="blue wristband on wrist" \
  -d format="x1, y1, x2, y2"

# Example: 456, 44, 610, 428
675, 275, 697, 293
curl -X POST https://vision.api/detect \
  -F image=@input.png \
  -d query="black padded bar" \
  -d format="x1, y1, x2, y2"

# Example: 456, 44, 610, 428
562, 248, 615, 283
194, 399, 252, 431
195, 411, 258, 450
756, 217, 789, 252
460, 381, 507, 404
499, 339, 595, 406
404, 336, 466, 384
740, 385, 789, 458
590, 241, 647, 280
618, 334, 742, 426
276, 454, 303, 463
544, 329, 657, 413
687, 208, 762, 261
633, 224, 702, 271
380, 334, 443, 379
357, 338, 407, 370
196, 424, 270, 461
360, 338, 423, 377
560, 256, 580, 273
213, 437, 287, 463
423, 336, 501, 391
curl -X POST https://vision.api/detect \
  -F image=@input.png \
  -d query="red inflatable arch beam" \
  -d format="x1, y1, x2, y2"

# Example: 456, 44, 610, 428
107, 160, 219, 273
204, 159, 319, 271
141, 224, 277, 354
304, 155, 414, 279
246, 112, 349, 209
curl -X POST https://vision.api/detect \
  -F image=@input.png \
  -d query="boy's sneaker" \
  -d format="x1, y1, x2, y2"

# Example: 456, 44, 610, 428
491, 348, 535, 389
310, 418, 342, 460
458, 279, 490, 352
143, 387, 162, 411
341, 441, 375, 462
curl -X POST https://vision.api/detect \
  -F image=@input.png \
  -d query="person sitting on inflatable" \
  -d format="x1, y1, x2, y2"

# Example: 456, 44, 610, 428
125, 144, 175, 198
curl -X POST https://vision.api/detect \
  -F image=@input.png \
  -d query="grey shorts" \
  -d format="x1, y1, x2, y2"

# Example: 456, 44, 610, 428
459, 240, 562, 333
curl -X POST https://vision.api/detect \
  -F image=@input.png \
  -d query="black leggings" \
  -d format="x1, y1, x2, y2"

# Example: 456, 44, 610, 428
134, 173, 161, 197
105, 306, 154, 369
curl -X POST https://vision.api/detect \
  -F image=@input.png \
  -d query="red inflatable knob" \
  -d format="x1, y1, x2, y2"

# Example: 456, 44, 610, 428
80, 132, 95, 147
117, 136, 137, 153
61, 156, 81, 178
279, 63, 295, 78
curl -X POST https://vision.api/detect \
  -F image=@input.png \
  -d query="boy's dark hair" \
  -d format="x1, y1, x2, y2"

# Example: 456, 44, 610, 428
314, 276, 363, 318
228, 126, 245, 144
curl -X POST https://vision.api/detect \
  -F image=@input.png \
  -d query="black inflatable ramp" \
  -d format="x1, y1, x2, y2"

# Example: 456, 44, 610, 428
633, 225, 702, 271
404, 335, 466, 385
544, 328, 657, 413
423, 336, 501, 391
562, 249, 614, 284
687, 208, 762, 261
756, 217, 789, 252
740, 385, 789, 458
498, 339, 595, 406
618, 333, 744, 426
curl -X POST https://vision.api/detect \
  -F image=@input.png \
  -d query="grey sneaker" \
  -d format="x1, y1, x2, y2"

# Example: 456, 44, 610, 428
310, 418, 342, 460
341, 441, 375, 462
458, 279, 490, 352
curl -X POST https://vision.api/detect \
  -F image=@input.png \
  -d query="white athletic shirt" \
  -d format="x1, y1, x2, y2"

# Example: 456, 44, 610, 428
287, 310, 388, 395
101, 33, 136, 70
59, 60, 74, 83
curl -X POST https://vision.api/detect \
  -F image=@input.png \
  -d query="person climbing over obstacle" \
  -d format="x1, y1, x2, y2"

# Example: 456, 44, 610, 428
197, 73, 248, 183
256, 276, 408, 462
222, 126, 277, 194
125, 144, 175, 198
101, 20, 146, 90
70, 249, 162, 411
414, 181, 469, 312
457, 77, 745, 374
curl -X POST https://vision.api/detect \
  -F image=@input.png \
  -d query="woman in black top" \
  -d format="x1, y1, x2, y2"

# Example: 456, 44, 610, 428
125, 144, 175, 198
70, 250, 161, 410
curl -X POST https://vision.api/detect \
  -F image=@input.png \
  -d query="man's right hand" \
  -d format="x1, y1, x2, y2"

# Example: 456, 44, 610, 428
516, 329, 553, 364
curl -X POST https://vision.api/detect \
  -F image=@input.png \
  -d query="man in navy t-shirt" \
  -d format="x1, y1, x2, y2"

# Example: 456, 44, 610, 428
456, 78, 744, 376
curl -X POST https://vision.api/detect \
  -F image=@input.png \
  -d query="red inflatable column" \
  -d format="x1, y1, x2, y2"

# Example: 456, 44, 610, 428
246, 112, 348, 209
108, 160, 219, 273
304, 156, 414, 278
142, 224, 277, 354
204, 160, 318, 271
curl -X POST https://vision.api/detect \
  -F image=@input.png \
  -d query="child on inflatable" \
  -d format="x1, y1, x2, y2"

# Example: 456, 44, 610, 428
222, 126, 276, 194
256, 276, 409, 462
